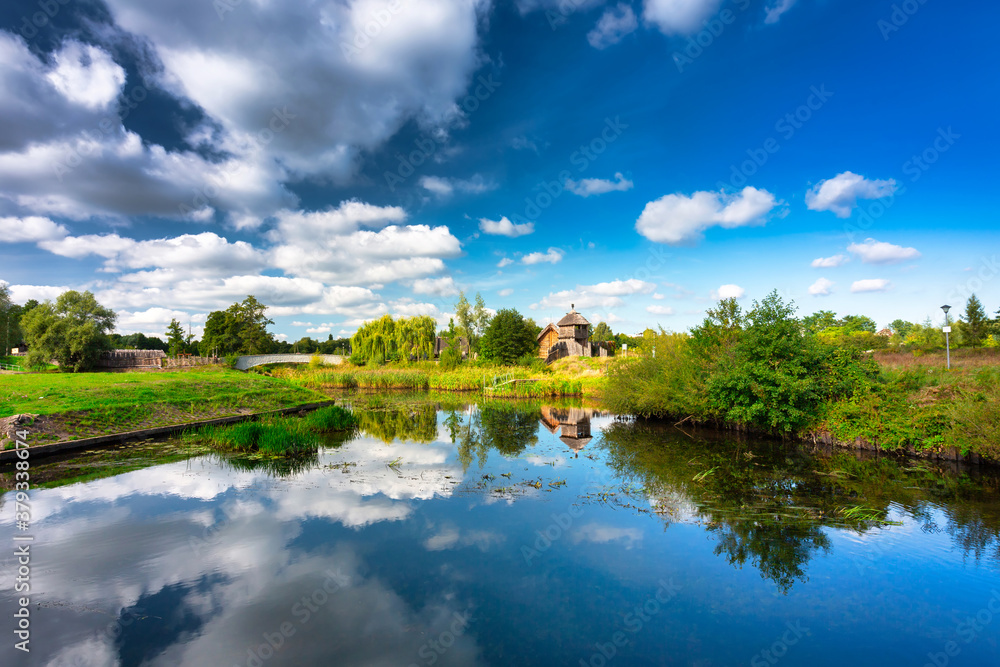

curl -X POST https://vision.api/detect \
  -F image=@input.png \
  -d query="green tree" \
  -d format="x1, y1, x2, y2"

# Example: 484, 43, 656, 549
166, 319, 186, 357
706, 291, 824, 433
231, 295, 275, 354
802, 310, 838, 334
590, 321, 614, 343
889, 319, 915, 339
479, 308, 536, 365
958, 294, 988, 348
22, 290, 117, 372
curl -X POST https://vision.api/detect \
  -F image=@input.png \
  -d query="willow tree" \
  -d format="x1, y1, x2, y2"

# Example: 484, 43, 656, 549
394, 315, 435, 361
352, 314, 396, 364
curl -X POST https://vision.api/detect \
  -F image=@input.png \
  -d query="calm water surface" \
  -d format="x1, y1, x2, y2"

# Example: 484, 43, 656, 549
2, 398, 999, 666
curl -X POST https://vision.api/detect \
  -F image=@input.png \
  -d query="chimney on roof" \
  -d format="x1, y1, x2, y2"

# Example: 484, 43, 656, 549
571, 303, 575, 310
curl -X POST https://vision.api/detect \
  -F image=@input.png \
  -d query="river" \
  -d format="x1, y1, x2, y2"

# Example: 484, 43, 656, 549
2, 395, 999, 666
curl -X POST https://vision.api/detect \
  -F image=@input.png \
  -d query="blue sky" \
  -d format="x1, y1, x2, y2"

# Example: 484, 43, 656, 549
0, 0, 996, 341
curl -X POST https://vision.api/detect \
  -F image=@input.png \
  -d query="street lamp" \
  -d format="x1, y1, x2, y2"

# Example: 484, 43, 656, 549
941, 305, 951, 370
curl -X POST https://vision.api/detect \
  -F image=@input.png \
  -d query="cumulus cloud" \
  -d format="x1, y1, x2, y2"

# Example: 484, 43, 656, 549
587, 4, 639, 49
268, 201, 461, 285
420, 175, 496, 198
808, 277, 834, 296
851, 278, 891, 293
635, 186, 779, 244
498, 288, 513, 297
522, 248, 564, 265
411, 276, 459, 297
811, 254, 848, 268
565, 172, 633, 197
496, 257, 514, 268
534, 279, 655, 310
45, 41, 126, 111
764, 0, 797, 24
102, 0, 489, 181
0, 216, 69, 243
806, 172, 896, 218
847, 238, 921, 265
479, 216, 534, 237
643, 0, 723, 35
646, 305, 675, 315
711, 284, 745, 300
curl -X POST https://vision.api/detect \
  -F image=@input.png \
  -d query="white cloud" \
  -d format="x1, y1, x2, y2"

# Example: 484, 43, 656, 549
7, 283, 72, 303
269, 201, 461, 285
522, 248, 564, 265
646, 305, 675, 315
306, 326, 332, 334
102, 0, 489, 181
811, 254, 848, 268
806, 172, 896, 218
635, 186, 779, 245
291, 321, 313, 327
643, 0, 723, 35
847, 238, 921, 265
652, 293, 665, 300
571, 522, 642, 547
498, 288, 513, 297
851, 278, 892, 293
116, 307, 202, 337
534, 279, 654, 310
565, 172, 634, 197
496, 257, 514, 268
808, 277, 834, 296
411, 276, 459, 297
420, 175, 496, 198
587, 4, 639, 49
479, 216, 534, 237
711, 284, 745, 300
45, 41, 126, 111
764, 0, 797, 24
0, 216, 69, 243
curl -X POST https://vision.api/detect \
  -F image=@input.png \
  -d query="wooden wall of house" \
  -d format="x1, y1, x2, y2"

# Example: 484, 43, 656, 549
538, 328, 559, 358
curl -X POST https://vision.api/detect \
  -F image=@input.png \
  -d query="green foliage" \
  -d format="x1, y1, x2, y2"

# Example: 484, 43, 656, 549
200, 295, 276, 356
22, 290, 116, 372
590, 321, 613, 343
958, 294, 988, 348
301, 405, 357, 431
166, 318, 186, 357
350, 314, 435, 365
439, 344, 462, 370
608, 292, 887, 435
479, 308, 537, 365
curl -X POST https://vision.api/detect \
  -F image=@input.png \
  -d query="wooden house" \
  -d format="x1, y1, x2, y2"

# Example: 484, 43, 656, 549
536, 323, 559, 359
434, 336, 469, 359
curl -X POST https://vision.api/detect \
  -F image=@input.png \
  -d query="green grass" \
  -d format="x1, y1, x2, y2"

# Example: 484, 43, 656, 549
275, 359, 601, 396
187, 406, 357, 455
0, 365, 326, 416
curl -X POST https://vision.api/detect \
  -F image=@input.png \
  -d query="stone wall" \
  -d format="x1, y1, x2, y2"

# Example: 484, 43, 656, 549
163, 356, 221, 368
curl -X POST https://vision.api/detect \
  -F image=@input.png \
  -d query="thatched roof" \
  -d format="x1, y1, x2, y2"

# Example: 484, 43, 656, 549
557, 306, 589, 326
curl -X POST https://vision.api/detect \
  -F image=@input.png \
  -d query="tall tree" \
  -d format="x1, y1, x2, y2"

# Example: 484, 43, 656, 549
590, 321, 614, 343
166, 318, 186, 357
0, 283, 13, 355
959, 293, 988, 348
22, 290, 117, 372
479, 308, 536, 365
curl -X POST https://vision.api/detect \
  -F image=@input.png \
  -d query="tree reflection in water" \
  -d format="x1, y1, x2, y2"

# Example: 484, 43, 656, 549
600, 419, 1000, 592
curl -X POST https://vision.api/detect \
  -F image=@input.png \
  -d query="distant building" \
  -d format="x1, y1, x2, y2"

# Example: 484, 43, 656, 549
434, 336, 469, 359
876, 328, 893, 337
540, 305, 612, 363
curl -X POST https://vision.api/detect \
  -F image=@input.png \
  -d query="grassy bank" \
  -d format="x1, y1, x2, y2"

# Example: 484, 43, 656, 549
0, 366, 328, 447
604, 293, 1000, 462
269, 357, 610, 397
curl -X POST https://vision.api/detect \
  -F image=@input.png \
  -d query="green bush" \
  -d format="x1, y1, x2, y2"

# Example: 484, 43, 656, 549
439, 345, 462, 371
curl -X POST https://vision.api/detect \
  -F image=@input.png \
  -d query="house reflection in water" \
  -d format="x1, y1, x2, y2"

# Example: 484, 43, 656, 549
539, 406, 602, 452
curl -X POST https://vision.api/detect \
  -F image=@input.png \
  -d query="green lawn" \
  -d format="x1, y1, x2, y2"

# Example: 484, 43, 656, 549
0, 366, 329, 445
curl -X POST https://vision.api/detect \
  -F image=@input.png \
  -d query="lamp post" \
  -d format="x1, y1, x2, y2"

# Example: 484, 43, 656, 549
940, 305, 951, 370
